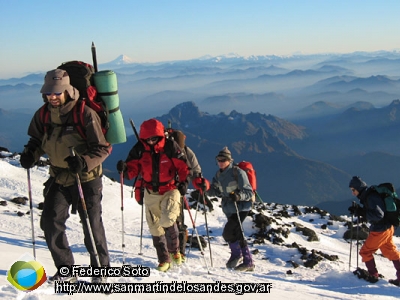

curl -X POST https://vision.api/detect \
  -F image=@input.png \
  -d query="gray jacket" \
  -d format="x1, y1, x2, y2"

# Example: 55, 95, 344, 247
184, 146, 201, 181
207, 162, 254, 217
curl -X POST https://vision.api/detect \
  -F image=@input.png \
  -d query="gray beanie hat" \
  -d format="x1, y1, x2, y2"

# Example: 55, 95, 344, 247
40, 69, 75, 97
349, 176, 368, 192
216, 146, 232, 161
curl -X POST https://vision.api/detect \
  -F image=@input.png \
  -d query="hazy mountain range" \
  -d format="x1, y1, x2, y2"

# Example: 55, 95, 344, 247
2, 50, 400, 215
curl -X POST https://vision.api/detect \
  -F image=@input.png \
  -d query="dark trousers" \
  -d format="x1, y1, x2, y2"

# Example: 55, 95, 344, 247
40, 177, 110, 268
222, 211, 249, 246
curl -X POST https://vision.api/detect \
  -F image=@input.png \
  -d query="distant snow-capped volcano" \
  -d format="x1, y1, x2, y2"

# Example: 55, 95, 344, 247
106, 54, 134, 65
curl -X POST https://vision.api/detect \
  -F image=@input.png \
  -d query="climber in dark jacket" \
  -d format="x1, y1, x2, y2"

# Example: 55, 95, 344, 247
349, 176, 400, 285
20, 69, 111, 283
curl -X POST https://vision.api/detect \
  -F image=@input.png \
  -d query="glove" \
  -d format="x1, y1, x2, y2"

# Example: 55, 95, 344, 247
348, 203, 363, 216
177, 181, 188, 196
64, 155, 86, 174
229, 191, 241, 202
116, 160, 127, 174
357, 214, 367, 224
192, 177, 210, 193
20, 150, 36, 169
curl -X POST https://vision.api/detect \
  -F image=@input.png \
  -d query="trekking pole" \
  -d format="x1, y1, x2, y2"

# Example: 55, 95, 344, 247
129, 118, 140, 140
199, 176, 213, 267
234, 199, 247, 243
91, 42, 98, 73
356, 210, 360, 269
255, 191, 264, 203
183, 196, 211, 274
138, 182, 144, 255
255, 191, 267, 210
186, 195, 201, 257
120, 172, 125, 264
349, 203, 354, 271
27, 169, 36, 260
128, 119, 145, 255
69, 147, 100, 267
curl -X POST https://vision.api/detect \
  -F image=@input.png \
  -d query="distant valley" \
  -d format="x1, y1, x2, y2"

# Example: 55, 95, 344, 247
2, 51, 400, 216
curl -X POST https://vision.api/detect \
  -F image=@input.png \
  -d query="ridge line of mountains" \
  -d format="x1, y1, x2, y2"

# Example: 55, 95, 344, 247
108, 100, 400, 216
2, 51, 400, 216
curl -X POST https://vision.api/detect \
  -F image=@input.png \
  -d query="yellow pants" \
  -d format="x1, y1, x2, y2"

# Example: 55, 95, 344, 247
144, 188, 181, 236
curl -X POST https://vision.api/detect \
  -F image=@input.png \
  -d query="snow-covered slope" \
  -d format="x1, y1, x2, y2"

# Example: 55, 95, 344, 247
0, 153, 399, 299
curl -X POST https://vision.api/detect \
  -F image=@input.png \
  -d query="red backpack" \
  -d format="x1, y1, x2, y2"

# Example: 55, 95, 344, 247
234, 161, 257, 202
236, 161, 257, 192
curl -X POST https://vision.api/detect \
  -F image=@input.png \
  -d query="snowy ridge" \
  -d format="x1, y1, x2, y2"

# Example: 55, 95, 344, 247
0, 152, 399, 299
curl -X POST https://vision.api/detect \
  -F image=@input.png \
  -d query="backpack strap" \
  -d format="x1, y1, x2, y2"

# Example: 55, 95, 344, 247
216, 164, 239, 183
39, 101, 88, 140
39, 103, 51, 135
163, 138, 176, 159
232, 164, 239, 183
72, 100, 87, 139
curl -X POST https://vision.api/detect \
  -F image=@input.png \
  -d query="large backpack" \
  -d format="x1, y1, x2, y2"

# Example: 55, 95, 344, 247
236, 161, 257, 192
39, 61, 109, 141
369, 183, 400, 227
232, 161, 257, 202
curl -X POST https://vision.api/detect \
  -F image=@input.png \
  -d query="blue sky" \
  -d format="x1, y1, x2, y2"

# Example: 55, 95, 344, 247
1, 0, 400, 79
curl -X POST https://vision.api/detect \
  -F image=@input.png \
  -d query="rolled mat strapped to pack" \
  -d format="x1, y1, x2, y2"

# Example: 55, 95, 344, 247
93, 70, 127, 144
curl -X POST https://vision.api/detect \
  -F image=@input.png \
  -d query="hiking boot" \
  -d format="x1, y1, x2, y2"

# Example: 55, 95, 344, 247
364, 259, 380, 282
234, 263, 255, 272
226, 241, 242, 269
234, 245, 255, 272
389, 279, 400, 286
156, 262, 171, 272
49, 272, 78, 282
170, 252, 182, 265
180, 253, 186, 263
392, 259, 400, 280
367, 274, 379, 283
353, 267, 380, 283
227, 257, 243, 269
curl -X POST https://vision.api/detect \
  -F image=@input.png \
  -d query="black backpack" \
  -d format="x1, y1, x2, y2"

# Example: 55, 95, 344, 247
369, 183, 400, 227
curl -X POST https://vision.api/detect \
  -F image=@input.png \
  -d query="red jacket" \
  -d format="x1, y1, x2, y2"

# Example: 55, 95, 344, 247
125, 119, 189, 195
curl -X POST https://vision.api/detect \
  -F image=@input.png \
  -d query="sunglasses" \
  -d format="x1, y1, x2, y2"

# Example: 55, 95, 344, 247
44, 92, 62, 96
146, 137, 159, 143
217, 158, 228, 163
350, 188, 356, 192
